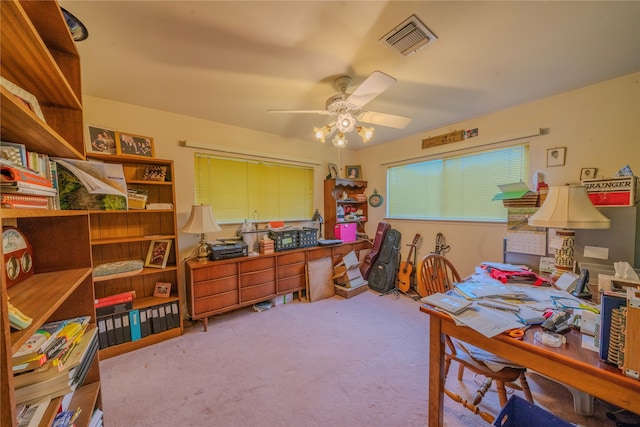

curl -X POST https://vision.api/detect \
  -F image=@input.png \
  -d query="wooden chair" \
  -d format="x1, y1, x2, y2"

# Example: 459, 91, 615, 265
419, 253, 534, 422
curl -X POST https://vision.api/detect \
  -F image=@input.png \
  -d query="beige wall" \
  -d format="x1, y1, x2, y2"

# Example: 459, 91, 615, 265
83, 71, 639, 277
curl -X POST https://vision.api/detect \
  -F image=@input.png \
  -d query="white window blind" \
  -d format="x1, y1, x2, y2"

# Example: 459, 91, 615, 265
194, 154, 314, 223
387, 144, 529, 221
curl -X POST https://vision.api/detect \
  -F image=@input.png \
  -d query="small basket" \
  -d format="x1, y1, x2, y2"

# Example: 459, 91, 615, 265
493, 396, 573, 427
268, 229, 298, 251
298, 227, 318, 248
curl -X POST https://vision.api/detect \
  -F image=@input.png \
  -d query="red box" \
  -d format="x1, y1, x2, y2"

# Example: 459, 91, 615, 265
334, 223, 357, 242
582, 176, 639, 207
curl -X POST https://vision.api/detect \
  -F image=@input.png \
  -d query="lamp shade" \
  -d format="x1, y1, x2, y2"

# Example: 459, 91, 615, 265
528, 185, 610, 229
182, 204, 222, 234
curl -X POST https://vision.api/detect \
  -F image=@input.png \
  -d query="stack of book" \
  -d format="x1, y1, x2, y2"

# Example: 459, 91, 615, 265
0, 156, 58, 209
12, 316, 97, 407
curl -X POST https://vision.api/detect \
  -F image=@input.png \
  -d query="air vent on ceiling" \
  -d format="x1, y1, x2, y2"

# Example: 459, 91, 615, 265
380, 14, 437, 57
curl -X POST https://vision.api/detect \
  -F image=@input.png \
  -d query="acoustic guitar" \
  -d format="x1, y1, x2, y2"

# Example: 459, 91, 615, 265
397, 233, 421, 293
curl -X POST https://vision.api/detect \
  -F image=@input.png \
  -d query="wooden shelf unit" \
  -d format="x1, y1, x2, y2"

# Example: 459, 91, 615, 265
86, 154, 183, 359
186, 240, 371, 331
1, 1, 101, 426
323, 178, 368, 240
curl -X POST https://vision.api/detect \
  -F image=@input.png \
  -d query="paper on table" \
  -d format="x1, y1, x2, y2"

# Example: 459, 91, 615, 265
448, 302, 523, 338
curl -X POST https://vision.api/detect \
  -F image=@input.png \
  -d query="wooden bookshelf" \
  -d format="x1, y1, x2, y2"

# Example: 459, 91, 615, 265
1, 1, 101, 425
86, 154, 183, 359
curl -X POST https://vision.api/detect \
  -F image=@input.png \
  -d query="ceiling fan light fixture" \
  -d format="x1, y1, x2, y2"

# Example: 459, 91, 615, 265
333, 132, 348, 148
357, 126, 374, 143
336, 113, 356, 133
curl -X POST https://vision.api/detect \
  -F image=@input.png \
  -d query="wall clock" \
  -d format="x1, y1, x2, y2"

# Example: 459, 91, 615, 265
3, 226, 33, 288
368, 189, 384, 207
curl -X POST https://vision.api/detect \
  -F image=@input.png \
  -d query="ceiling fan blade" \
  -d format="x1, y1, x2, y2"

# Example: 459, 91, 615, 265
346, 71, 397, 109
267, 109, 332, 115
358, 111, 412, 129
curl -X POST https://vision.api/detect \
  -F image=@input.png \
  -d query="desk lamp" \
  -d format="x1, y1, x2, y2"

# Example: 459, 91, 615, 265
312, 209, 324, 239
182, 204, 222, 262
528, 184, 610, 279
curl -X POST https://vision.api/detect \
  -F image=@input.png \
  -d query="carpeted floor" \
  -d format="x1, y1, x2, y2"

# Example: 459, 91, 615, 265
99, 290, 633, 426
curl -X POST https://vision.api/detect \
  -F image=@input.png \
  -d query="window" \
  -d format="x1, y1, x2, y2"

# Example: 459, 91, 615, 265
387, 144, 529, 222
194, 153, 314, 223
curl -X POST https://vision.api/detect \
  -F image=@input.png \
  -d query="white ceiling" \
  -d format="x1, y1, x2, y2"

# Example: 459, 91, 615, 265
60, 1, 640, 150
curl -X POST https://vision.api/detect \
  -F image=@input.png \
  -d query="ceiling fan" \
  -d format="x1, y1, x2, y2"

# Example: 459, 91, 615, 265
268, 71, 412, 147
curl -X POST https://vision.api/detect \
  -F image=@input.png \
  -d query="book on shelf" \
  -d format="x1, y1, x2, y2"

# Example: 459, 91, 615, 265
15, 394, 51, 427
1, 193, 50, 209
53, 157, 128, 210
14, 329, 98, 405
95, 290, 136, 306
0, 141, 28, 167
13, 327, 97, 389
1, 180, 58, 197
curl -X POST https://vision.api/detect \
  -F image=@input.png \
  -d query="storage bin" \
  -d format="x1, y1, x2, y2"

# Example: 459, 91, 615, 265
493, 395, 573, 427
334, 223, 357, 242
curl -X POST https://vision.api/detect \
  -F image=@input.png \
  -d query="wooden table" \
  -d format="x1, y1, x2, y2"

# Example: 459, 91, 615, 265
421, 304, 640, 426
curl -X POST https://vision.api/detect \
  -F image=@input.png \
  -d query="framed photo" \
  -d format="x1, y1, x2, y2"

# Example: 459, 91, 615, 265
345, 165, 362, 179
580, 167, 597, 181
546, 147, 566, 167
153, 282, 172, 298
327, 163, 338, 179
87, 126, 117, 155
142, 165, 167, 181
145, 239, 172, 268
116, 131, 155, 158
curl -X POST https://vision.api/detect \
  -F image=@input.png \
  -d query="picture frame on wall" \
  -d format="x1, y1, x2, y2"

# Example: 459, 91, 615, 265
87, 125, 117, 155
116, 131, 155, 158
328, 163, 338, 179
145, 239, 172, 268
345, 165, 362, 179
580, 167, 597, 181
546, 147, 566, 167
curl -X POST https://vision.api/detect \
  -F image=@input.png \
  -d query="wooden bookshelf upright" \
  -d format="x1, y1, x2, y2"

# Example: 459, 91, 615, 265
1, 1, 101, 426
86, 154, 183, 359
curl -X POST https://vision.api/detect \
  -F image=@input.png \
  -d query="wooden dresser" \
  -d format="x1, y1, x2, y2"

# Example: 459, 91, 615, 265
186, 240, 370, 331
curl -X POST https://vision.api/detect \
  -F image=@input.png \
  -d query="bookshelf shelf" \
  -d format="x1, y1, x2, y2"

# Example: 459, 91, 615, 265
1, 1, 102, 425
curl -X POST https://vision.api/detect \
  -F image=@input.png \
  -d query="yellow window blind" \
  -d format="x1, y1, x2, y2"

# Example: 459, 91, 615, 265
194, 153, 314, 222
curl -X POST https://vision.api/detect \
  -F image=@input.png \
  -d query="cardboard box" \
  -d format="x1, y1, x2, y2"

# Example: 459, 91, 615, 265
334, 283, 368, 299
582, 176, 639, 206
332, 250, 366, 288
334, 223, 357, 242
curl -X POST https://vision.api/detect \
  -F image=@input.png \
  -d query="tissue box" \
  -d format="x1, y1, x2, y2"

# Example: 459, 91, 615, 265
582, 176, 639, 206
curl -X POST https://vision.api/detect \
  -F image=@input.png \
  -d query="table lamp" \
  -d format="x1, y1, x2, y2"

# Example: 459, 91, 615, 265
182, 204, 222, 262
528, 184, 610, 279
312, 209, 324, 239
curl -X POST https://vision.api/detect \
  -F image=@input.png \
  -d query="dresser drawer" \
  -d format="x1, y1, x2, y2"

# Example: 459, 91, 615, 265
277, 263, 306, 279
240, 281, 276, 302
239, 257, 275, 273
193, 276, 237, 298
240, 269, 276, 287
278, 251, 306, 265
193, 291, 238, 316
308, 247, 332, 261
191, 263, 238, 282
278, 274, 305, 293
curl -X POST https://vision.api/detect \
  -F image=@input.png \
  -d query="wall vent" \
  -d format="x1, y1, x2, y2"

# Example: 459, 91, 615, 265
380, 14, 437, 57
